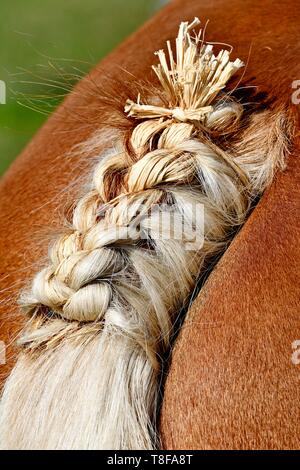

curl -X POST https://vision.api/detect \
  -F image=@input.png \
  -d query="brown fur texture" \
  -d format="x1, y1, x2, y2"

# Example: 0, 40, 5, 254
0, 0, 299, 449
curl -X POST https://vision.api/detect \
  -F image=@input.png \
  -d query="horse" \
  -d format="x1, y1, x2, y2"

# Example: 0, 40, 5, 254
0, 0, 299, 449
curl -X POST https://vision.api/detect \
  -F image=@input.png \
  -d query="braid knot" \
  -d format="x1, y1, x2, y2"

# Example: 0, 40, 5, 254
21, 19, 248, 344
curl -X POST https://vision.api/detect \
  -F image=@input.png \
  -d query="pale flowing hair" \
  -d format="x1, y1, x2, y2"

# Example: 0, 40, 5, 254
0, 18, 291, 449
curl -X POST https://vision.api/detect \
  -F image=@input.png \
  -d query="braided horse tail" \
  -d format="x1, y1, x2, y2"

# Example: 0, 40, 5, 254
0, 19, 290, 449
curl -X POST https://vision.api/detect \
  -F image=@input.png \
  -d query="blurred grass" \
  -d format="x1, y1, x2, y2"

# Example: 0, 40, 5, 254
0, 0, 165, 175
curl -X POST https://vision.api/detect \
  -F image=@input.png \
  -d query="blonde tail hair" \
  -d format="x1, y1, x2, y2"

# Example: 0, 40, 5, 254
0, 18, 290, 449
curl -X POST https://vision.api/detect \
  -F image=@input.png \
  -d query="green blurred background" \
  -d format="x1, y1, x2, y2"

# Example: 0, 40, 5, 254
0, 0, 167, 175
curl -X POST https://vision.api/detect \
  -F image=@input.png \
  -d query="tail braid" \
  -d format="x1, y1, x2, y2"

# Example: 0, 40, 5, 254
0, 18, 290, 449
